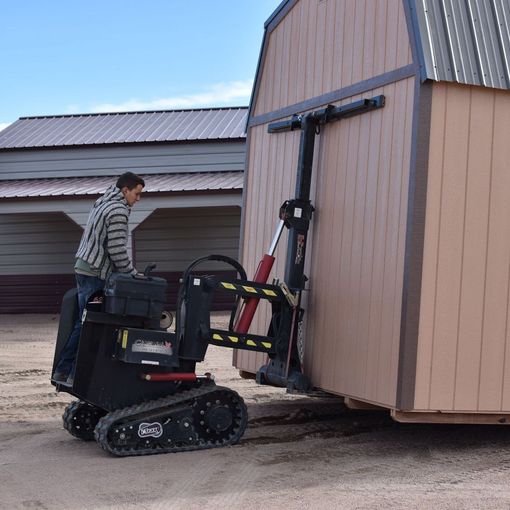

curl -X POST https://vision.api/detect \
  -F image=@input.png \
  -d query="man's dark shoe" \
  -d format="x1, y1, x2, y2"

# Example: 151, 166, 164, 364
52, 371, 68, 383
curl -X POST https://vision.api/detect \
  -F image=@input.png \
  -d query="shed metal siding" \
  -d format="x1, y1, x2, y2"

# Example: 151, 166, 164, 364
0, 142, 246, 180
134, 206, 241, 313
0, 108, 247, 149
253, 0, 413, 117
134, 206, 241, 272
0, 274, 77, 313
412, 0, 510, 89
414, 82, 510, 413
0, 213, 82, 275
0, 207, 242, 313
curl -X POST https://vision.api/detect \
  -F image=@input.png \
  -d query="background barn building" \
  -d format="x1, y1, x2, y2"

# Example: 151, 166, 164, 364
235, 0, 510, 423
0, 107, 247, 313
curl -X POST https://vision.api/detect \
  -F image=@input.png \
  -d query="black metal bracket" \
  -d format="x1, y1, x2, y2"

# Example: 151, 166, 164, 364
268, 95, 385, 133
267, 94, 385, 292
266, 114, 302, 134
279, 199, 314, 230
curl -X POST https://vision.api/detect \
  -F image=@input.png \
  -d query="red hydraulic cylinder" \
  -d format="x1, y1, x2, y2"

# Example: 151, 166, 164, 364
234, 254, 275, 334
234, 219, 286, 334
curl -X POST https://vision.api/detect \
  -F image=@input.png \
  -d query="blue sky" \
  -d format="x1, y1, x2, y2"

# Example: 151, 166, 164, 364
0, 0, 281, 130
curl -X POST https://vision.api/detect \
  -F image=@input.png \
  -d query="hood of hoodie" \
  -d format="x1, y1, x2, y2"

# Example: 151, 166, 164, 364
95, 184, 129, 209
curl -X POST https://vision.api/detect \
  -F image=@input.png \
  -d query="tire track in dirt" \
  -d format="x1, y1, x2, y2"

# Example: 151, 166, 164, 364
2, 314, 510, 509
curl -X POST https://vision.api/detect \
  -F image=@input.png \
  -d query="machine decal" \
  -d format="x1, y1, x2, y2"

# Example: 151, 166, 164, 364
132, 339, 173, 356
138, 422, 163, 438
295, 234, 305, 265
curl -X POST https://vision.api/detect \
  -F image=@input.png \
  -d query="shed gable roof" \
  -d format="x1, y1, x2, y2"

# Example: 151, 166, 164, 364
411, 0, 510, 89
248, 0, 510, 122
0, 107, 247, 150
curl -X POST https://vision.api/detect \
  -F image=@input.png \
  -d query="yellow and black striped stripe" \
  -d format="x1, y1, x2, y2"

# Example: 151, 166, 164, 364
209, 329, 275, 353
218, 281, 281, 300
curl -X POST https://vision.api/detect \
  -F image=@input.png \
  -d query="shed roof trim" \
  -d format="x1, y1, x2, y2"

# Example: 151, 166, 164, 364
0, 108, 248, 150
0, 172, 243, 199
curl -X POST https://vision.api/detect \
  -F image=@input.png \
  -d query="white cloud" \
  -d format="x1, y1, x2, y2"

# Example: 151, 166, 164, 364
88, 80, 253, 113
0, 122, 11, 132
65, 104, 82, 114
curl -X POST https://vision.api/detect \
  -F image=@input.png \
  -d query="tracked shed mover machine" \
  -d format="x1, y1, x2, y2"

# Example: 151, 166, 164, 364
51, 97, 384, 456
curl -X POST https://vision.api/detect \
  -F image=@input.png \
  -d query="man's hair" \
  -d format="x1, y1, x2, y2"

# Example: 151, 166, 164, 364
116, 172, 145, 190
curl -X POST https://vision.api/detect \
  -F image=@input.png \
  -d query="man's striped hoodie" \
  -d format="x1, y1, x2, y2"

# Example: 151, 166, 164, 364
76, 185, 137, 280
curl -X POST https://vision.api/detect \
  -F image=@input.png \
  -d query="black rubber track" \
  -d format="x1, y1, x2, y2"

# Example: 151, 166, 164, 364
63, 400, 106, 441
94, 383, 247, 456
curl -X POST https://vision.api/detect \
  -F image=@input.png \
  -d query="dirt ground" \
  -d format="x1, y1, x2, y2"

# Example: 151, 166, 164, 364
1, 314, 510, 509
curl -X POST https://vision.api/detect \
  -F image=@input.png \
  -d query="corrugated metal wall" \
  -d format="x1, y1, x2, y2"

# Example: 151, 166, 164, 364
135, 206, 241, 271
0, 206, 241, 313
0, 213, 82, 313
135, 206, 241, 312
254, 0, 413, 116
0, 212, 82, 275
0, 142, 245, 180
414, 81, 510, 413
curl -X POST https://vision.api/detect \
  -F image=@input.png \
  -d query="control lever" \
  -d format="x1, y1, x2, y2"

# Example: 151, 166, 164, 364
143, 263, 157, 276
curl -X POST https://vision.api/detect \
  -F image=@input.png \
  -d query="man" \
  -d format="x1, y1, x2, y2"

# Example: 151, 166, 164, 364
52, 171, 145, 384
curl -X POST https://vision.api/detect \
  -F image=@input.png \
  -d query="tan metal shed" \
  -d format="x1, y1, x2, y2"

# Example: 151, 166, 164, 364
235, 0, 510, 424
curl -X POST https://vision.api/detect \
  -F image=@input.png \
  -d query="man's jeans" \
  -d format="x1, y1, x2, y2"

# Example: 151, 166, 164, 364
54, 273, 104, 376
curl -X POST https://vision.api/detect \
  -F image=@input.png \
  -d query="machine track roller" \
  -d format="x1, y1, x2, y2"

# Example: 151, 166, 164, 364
94, 382, 247, 456
63, 400, 106, 441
